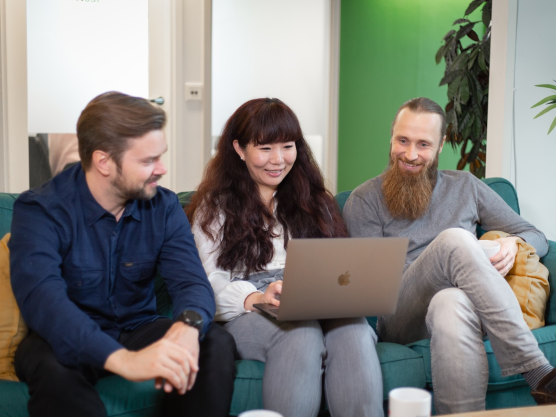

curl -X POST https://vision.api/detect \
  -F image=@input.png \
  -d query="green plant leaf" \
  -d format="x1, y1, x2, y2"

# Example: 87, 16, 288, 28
465, 0, 486, 16
460, 77, 470, 103
453, 18, 471, 25
436, 41, 453, 65
459, 112, 472, 131
448, 76, 462, 99
533, 103, 556, 119
482, 1, 492, 27
548, 116, 556, 135
478, 50, 486, 71
450, 52, 468, 71
467, 48, 479, 69
440, 70, 461, 86
535, 84, 556, 91
531, 95, 556, 108
443, 29, 456, 42
475, 164, 485, 179
455, 99, 462, 115
456, 23, 475, 41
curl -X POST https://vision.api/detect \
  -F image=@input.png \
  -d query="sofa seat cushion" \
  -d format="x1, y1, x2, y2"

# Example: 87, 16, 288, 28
0, 377, 167, 417
377, 342, 426, 399
230, 360, 265, 415
409, 324, 556, 392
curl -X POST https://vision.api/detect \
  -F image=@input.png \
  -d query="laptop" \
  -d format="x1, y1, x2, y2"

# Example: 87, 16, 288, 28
254, 237, 409, 321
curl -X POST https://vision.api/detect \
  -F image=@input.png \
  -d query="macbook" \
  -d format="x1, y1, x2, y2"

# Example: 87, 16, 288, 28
254, 237, 408, 320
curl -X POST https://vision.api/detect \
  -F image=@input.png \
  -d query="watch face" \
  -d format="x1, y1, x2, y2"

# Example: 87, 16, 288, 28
181, 310, 203, 332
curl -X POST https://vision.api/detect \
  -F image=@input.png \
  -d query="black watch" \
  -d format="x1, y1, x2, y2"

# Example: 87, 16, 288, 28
177, 310, 204, 335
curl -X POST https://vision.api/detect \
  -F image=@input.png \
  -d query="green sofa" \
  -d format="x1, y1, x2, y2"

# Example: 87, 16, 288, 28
0, 177, 555, 416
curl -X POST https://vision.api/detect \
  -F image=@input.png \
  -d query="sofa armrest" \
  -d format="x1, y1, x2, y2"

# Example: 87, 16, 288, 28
542, 240, 556, 325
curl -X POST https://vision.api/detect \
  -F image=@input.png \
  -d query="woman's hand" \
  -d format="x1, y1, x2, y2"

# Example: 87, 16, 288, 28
244, 281, 282, 311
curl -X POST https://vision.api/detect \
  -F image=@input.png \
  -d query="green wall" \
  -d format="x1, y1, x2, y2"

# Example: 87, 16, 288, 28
337, 0, 474, 192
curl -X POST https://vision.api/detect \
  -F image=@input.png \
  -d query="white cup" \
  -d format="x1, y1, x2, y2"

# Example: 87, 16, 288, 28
478, 240, 501, 259
238, 411, 283, 417
389, 387, 431, 417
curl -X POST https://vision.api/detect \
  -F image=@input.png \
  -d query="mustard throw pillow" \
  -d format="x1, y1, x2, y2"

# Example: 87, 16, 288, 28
0, 233, 28, 381
480, 231, 549, 330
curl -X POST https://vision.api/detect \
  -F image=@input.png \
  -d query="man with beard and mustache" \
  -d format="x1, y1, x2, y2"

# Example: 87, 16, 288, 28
9, 92, 236, 417
343, 97, 556, 413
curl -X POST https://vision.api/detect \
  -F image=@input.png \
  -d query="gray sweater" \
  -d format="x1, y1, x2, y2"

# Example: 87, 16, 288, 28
343, 170, 549, 269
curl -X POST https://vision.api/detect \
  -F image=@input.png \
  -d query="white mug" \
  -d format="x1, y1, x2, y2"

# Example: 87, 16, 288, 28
238, 411, 283, 417
478, 240, 501, 259
389, 387, 431, 417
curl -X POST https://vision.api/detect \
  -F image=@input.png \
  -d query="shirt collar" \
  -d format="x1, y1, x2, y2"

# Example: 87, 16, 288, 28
76, 166, 142, 225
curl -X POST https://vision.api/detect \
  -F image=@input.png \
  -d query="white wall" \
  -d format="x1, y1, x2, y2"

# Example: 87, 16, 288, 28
212, 0, 331, 171
27, 0, 148, 133
513, 0, 556, 240
487, 0, 556, 240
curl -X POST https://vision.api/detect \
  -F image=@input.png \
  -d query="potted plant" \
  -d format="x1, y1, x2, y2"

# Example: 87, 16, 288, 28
436, 0, 491, 178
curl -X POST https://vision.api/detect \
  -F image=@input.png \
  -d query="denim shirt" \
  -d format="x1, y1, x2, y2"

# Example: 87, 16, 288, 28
9, 164, 214, 368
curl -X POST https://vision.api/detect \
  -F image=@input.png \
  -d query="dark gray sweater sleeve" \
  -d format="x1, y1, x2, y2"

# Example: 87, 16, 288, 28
474, 178, 549, 257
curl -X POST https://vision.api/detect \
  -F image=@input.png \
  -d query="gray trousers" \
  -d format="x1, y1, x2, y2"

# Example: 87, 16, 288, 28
377, 228, 548, 414
224, 312, 383, 417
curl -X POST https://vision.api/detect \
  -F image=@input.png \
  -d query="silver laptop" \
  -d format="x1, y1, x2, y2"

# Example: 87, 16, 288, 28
254, 237, 408, 321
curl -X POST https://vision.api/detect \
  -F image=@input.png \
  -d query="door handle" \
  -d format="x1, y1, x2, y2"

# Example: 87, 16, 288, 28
149, 97, 164, 105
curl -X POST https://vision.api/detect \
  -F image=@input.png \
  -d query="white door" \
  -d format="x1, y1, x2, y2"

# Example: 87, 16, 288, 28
0, 0, 175, 192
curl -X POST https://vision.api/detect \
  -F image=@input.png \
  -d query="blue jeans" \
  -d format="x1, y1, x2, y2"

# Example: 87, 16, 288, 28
377, 228, 548, 414
224, 311, 383, 417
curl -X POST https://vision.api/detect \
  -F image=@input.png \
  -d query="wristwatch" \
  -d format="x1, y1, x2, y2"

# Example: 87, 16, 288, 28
177, 310, 204, 335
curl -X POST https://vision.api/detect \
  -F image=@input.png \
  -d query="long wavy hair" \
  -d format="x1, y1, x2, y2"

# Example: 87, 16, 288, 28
187, 98, 347, 276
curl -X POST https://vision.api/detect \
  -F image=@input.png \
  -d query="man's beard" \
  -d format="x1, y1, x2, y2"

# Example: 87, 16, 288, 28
381, 153, 439, 220
111, 174, 161, 201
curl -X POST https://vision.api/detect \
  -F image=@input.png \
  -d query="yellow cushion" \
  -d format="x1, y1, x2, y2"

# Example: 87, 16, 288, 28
480, 231, 550, 330
0, 233, 28, 381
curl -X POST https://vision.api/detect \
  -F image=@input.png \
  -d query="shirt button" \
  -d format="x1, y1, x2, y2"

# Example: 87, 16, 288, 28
113, 231, 117, 236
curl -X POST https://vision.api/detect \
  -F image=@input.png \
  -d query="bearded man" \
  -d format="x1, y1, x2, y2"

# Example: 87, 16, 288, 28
343, 97, 556, 413
10, 92, 236, 417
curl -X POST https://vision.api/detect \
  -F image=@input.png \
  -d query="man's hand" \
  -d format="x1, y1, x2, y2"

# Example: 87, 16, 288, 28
156, 322, 200, 393
244, 281, 282, 311
490, 236, 520, 277
104, 337, 197, 395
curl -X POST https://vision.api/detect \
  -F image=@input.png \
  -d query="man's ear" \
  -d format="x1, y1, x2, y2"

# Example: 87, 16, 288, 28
91, 150, 112, 177
232, 140, 245, 161
438, 135, 446, 154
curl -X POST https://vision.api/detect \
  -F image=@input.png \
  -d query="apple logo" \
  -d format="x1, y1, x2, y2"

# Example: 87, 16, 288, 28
338, 271, 350, 286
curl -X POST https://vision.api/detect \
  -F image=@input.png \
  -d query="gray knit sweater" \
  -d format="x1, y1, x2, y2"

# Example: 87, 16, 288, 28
343, 170, 548, 269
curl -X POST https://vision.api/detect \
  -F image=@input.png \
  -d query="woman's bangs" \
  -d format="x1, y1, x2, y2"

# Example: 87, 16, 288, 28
251, 106, 302, 146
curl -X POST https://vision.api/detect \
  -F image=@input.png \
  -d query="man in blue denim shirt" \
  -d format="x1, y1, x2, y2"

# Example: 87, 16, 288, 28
9, 92, 236, 417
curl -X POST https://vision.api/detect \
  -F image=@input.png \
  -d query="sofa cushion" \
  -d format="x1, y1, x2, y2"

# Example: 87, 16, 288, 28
0, 233, 28, 381
481, 231, 549, 330
230, 360, 265, 415
409, 324, 556, 392
377, 342, 426, 399
0, 377, 167, 417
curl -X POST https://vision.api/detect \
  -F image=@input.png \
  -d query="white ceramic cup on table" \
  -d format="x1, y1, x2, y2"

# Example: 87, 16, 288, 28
478, 240, 501, 259
389, 387, 431, 417
238, 411, 283, 417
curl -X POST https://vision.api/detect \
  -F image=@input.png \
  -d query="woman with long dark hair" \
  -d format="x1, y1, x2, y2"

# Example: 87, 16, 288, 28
187, 98, 383, 417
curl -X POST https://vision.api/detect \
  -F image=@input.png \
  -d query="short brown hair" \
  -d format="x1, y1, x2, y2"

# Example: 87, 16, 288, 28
77, 91, 166, 171
391, 97, 446, 139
